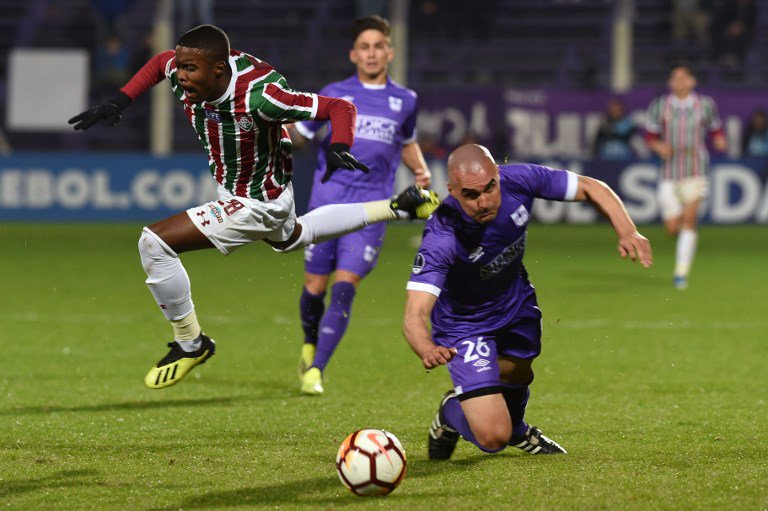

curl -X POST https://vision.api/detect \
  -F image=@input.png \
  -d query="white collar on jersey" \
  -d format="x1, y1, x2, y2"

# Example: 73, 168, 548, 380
669, 92, 697, 108
207, 55, 238, 106
361, 82, 387, 90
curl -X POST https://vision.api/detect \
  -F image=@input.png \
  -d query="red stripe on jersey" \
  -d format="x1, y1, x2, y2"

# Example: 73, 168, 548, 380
263, 127, 280, 200
233, 72, 257, 197
264, 83, 315, 110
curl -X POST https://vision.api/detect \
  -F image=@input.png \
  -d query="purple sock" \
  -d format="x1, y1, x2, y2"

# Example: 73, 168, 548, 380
502, 385, 530, 439
442, 395, 506, 453
299, 287, 325, 344
312, 282, 356, 371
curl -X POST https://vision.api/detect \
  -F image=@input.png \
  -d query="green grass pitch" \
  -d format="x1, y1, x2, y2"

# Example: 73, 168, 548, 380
1, 222, 766, 510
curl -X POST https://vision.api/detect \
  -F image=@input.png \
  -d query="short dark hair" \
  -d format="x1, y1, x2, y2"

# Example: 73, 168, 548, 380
177, 24, 230, 62
352, 15, 391, 41
670, 62, 696, 78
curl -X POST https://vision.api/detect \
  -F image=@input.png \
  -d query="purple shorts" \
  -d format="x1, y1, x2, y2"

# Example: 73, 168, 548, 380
436, 297, 542, 397
304, 223, 387, 277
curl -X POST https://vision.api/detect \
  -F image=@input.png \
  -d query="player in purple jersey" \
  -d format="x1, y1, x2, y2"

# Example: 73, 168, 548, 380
403, 144, 652, 459
288, 16, 432, 395
69, 24, 440, 389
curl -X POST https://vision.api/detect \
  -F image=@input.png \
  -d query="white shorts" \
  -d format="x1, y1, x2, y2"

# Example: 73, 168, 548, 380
657, 177, 708, 220
186, 184, 296, 255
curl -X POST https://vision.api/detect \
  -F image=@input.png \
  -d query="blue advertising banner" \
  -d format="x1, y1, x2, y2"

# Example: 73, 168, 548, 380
2, 153, 767, 224
0, 153, 318, 221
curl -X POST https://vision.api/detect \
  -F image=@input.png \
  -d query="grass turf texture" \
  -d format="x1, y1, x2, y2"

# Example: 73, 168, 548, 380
1, 222, 766, 510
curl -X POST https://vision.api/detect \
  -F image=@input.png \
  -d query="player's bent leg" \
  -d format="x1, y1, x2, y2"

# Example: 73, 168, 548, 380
138, 226, 216, 389
268, 186, 441, 254
459, 393, 513, 452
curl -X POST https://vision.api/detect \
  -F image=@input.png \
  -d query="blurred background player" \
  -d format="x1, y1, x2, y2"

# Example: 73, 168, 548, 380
69, 24, 440, 389
289, 16, 432, 396
742, 107, 768, 157
592, 97, 639, 161
644, 64, 726, 290
403, 144, 652, 460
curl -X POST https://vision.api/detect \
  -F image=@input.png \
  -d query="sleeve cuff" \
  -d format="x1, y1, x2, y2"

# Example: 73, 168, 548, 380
403, 129, 417, 145
564, 171, 578, 201
406, 281, 442, 297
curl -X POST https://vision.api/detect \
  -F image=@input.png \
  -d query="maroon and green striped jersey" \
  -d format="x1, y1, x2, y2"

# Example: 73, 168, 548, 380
645, 92, 723, 181
160, 50, 318, 200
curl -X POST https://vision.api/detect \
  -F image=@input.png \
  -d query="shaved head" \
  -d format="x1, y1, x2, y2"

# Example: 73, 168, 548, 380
446, 144, 502, 223
447, 144, 497, 186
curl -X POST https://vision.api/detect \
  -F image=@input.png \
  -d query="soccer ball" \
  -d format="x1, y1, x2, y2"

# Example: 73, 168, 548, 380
335, 429, 407, 496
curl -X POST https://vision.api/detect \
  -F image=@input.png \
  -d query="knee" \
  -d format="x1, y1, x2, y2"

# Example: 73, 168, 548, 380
304, 273, 329, 295
473, 423, 513, 452
138, 228, 176, 273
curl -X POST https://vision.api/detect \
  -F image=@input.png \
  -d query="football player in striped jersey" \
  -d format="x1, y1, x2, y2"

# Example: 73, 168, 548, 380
645, 65, 727, 290
70, 24, 440, 389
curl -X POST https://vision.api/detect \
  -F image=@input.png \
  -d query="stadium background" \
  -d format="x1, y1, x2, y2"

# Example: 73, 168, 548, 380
1, 2, 767, 510
1, 0, 767, 222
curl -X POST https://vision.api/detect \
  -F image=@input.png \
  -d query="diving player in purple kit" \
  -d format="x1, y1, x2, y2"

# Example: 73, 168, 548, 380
404, 144, 653, 459
289, 16, 432, 395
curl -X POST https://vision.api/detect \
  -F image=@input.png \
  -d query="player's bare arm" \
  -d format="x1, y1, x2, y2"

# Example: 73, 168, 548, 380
573, 175, 653, 268
403, 290, 456, 369
401, 142, 431, 188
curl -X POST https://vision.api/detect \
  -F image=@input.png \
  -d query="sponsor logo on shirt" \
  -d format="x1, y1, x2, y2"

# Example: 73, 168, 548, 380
412, 253, 425, 274
388, 96, 403, 112
479, 233, 527, 279
355, 114, 398, 145
511, 205, 529, 226
204, 109, 221, 123
235, 114, 254, 132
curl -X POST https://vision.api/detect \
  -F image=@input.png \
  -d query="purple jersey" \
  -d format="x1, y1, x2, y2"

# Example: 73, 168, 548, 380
407, 164, 578, 339
296, 75, 418, 207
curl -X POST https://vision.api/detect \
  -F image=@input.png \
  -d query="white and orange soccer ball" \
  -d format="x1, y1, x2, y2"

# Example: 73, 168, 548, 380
335, 429, 407, 496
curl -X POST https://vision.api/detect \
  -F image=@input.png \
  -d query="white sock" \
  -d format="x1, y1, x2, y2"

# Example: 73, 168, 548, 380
275, 202, 403, 253
675, 229, 698, 277
138, 227, 194, 321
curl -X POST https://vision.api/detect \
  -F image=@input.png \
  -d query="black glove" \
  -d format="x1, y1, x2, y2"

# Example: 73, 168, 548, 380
68, 91, 132, 130
322, 143, 370, 183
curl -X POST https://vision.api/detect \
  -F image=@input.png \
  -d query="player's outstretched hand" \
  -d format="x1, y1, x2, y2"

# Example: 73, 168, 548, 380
322, 143, 370, 183
617, 231, 653, 268
68, 92, 131, 131
422, 346, 458, 370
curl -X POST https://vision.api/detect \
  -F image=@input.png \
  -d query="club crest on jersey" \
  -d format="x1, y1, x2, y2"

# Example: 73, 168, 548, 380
204, 109, 221, 123
511, 205, 529, 227
235, 114, 254, 131
388, 96, 403, 112
412, 253, 426, 274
